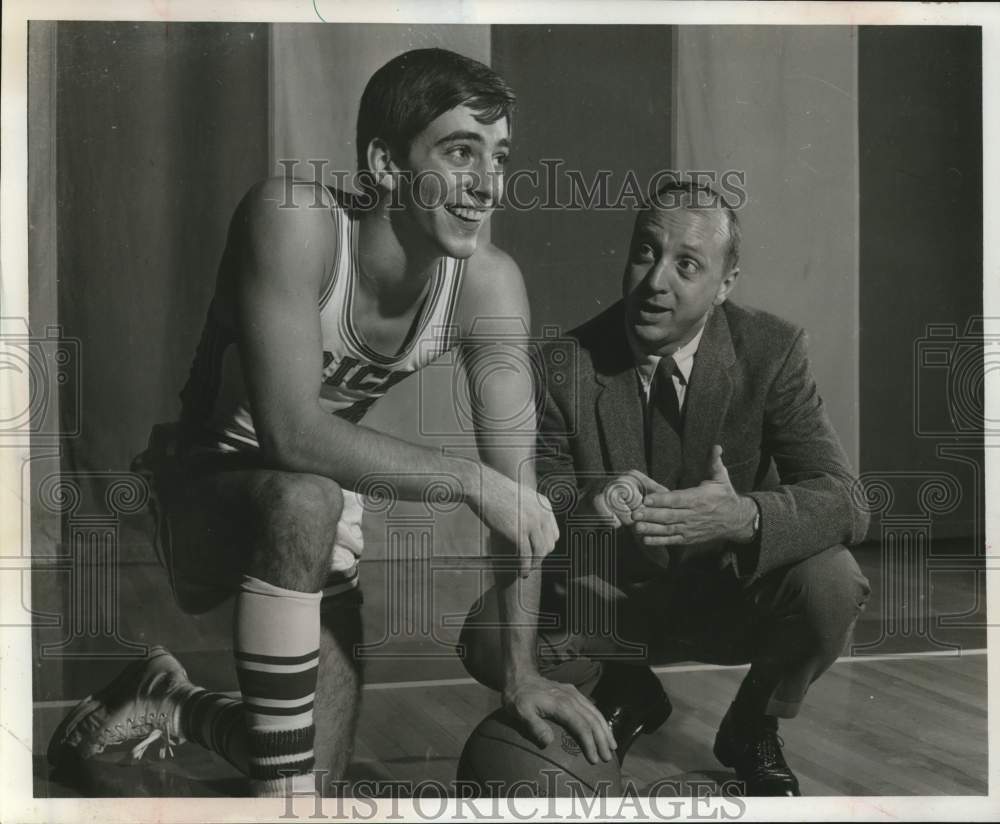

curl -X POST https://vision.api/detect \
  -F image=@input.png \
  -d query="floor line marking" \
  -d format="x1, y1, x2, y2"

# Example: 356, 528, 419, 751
32, 647, 987, 709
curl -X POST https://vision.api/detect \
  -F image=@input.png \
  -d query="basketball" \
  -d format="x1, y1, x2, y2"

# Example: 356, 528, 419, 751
456, 709, 622, 797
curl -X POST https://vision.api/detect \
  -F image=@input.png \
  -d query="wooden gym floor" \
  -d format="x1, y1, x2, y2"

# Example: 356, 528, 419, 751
30, 530, 989, 798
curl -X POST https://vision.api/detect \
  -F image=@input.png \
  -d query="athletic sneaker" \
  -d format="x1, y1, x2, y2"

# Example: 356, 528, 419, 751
47, 645, 196, 766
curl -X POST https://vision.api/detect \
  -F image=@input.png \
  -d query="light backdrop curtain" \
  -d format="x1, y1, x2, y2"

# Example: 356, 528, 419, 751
673, 26, 860, 467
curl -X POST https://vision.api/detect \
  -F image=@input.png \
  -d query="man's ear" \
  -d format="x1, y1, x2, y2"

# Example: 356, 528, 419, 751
714, 266, 740, 305
366, 138, 401, 192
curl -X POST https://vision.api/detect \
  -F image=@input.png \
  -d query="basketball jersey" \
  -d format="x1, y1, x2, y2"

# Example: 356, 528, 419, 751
178, 189, 465, 573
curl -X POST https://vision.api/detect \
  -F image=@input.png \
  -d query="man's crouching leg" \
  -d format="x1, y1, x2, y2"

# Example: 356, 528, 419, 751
712, 545, 872, 796
735, 544, 873, 719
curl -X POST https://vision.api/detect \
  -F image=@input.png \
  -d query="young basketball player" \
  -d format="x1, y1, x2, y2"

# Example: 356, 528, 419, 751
46, 48, 615, 797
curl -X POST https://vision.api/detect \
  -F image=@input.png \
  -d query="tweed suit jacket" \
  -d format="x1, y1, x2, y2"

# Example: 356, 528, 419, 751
535, 299, 869, 584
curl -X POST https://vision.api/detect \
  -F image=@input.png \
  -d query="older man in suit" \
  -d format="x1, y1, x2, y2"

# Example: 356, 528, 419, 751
458, 179, 872, 796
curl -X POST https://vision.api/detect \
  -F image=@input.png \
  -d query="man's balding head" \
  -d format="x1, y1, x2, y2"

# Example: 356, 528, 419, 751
622, 178, 742, 356
644, 178, 742, 273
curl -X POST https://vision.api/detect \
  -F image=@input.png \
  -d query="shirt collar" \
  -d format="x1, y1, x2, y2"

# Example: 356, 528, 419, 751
626, 319, 706, 387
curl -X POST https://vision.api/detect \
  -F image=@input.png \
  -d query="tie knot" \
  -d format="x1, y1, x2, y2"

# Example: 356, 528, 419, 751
651, 356, 682, 420
656, 356, 682, 385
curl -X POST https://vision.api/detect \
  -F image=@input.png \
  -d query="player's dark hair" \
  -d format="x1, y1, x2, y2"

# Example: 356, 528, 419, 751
647, 178, 742, 272
356, 48, 515, 173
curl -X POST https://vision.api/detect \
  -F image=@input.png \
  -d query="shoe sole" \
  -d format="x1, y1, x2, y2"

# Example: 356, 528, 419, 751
46, 645, 180, 767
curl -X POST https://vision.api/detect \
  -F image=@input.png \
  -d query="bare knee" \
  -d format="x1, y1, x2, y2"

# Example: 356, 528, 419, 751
249, 472, 343, 591
254, 470, 343, 528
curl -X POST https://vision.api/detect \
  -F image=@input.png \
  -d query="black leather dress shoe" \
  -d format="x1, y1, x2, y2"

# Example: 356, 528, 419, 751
713, 703, 801, 796
590, 663, 672, 765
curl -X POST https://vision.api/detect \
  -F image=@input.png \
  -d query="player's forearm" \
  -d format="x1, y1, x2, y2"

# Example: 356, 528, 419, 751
464, 332, 547, 681
259, 408, 486, 506
495, 545, 544, 686
481, 439, 543, 681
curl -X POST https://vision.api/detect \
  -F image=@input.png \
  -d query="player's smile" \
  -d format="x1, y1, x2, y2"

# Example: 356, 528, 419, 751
399, 103, 509, 258
444, 203, 490, 225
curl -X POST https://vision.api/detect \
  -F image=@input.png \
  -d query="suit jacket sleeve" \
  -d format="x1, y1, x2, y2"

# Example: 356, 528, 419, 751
744, 329, 870, 580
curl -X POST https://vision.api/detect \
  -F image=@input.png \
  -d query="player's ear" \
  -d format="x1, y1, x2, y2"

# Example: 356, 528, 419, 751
714, 265, 740, 305
366, 138, 400, 192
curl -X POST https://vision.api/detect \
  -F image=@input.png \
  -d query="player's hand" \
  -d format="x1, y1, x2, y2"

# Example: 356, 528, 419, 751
632, 445, 757, 547
475, 471, 560, 577
502, 673, 616, 764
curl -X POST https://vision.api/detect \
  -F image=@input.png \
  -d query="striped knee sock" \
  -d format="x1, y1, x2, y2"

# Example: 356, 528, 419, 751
235, 575, 321, 789
181, 689, 246, 771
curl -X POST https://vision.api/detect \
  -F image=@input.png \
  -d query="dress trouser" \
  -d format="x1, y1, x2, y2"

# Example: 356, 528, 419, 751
458, 544, 871, 718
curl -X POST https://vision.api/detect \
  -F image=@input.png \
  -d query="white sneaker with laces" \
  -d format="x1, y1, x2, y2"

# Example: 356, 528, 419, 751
47, 645, 197, 765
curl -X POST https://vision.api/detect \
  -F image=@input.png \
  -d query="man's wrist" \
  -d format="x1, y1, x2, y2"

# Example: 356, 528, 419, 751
501, 653, 542, 692
504, 662, 539, 684
732, 495, 760, 544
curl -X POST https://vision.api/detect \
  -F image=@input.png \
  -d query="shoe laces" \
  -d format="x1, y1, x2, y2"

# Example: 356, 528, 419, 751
98, 708, 180, 759
747, 727, 787, 771
98, 671, 185, 760
130, 728, 181, 761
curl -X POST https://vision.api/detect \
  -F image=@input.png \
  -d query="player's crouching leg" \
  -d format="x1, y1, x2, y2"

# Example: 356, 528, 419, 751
236, 471, 344, 796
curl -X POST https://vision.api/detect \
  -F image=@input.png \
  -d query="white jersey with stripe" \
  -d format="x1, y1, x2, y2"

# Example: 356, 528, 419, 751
178, 189, 465, 576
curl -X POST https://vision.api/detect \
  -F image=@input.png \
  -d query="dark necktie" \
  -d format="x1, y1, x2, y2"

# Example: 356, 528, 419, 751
652, 357, 682, 433
647, 356, 683, 482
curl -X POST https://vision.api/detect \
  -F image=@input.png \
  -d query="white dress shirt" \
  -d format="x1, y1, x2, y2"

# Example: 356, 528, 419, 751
627, 323, 706, 410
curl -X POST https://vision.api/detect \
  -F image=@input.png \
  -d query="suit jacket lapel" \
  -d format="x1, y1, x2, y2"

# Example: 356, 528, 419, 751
591, 304, 648, 475
680, 306, 737, 488
596, 369, 648, 476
